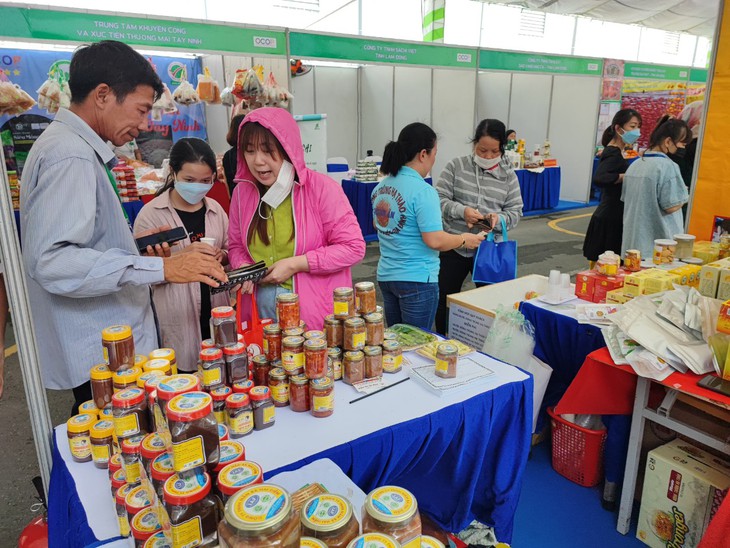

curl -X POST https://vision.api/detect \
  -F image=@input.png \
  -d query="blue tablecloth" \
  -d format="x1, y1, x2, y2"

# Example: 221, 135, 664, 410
342, 178, 432, 243
515, 167, 560, 212
121, 200, 144, 228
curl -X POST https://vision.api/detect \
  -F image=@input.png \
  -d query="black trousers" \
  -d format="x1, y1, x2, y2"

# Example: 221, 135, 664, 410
435, 250, 485, 335
71, 381, 92, 416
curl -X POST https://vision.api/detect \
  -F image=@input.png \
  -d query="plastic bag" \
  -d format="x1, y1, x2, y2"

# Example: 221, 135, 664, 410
0, 81, 36, 115
262, 72, 293, 108
482, 306, 535, 369
220, 86, 236, 106
172, 79, 200, 105
196, 67, 221, 104
37, 61, 71, 114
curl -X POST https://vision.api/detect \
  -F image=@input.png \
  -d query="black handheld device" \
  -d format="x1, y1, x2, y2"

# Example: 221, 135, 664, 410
135, 227, 188, 253
697, 375, 730, 398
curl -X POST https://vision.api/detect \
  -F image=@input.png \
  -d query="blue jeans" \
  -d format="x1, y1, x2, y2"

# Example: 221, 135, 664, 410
256, 284, 291, 321
378, 281, 439, 331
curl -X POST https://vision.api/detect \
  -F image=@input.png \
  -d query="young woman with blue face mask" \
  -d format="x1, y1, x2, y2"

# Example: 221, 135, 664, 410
134, 137, 229, 372
583, 108, 642, 265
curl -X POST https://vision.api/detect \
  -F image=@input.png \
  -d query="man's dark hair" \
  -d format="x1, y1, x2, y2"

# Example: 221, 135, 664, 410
69, 40, 163, 104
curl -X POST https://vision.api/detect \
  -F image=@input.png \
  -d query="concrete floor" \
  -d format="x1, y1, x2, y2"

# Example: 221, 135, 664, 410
0, 207, 593, 544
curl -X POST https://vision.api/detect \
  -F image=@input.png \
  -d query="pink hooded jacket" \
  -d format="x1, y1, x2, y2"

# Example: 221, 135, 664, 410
228, 108, 366, 330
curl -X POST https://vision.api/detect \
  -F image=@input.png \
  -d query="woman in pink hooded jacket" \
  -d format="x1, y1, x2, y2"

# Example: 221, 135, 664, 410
228, 108, 366, 330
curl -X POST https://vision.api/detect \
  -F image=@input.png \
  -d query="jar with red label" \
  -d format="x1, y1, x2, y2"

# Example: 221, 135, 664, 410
149, 348, 178, 375
216, 461, 263, 504
364, 313, 384, 346
150, 452, 174, 504
276, 293, 300, 330
164, 472, 220, 548
131, 506, 161, 547
111, 467, 126, 502
333, 287, 355, 320
435, 343, 458, 379
281, 336, 305, 376
121, 434, 146, 487
213, 440, 246, 475
304, 338, 328, 379
199, 348, 226, 390
90, 363, 114, 409
112, 387, 149, 442
233, 379, 254, 395
263, 323, 282, 362
268, 368, 290, 407
125, 483, 153, 521
251, 356, 270, 387
140, 433, 166, 480
210, 385, 233, 424
102, 324, 135, 372
67, 413, 95, 463
201, 339, 216, 350
310, 378, 334, 418
90, 419, 115, 469
324, 315, 343, 348
224, 343, 248, 384
289, 374, 310, 412
343, 317, 366, 351
113, 366, 142, 393
300, 494, 359, 547
363, 346, 383, 378
328, 348, 343, 381
382, 341, 403, 373
250, 387, 276, 430
109, 453, 123, 482
218, 484, 300, 547
212, 305, 238, 348
362, 486, 422, 546
355, 281, 377, 315
343, 351, 365, 385
167, 391, 220, 474
226, 393, 254, 438
115, 483, 134, 538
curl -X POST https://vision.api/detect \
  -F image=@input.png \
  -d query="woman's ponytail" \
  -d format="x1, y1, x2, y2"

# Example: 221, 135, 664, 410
380, 122, 437, 177
381, 140, 408, 177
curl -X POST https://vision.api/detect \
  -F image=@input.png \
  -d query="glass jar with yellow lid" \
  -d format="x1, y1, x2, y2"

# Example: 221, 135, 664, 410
102, 324, 135, 372
113, 366, 142, 393
300, 494, 359, 547
90, 363, 114, 409
362, 486, 421, 547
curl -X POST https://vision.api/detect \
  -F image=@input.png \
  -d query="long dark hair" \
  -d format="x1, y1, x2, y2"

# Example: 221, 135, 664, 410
601, 108, 642, 147
156, 138, 216, 196
472, 119, 507, 155
648, 115, 691, 151
238, 122, 295, 247
381, 122, 437, 177
226, 114, 246, 148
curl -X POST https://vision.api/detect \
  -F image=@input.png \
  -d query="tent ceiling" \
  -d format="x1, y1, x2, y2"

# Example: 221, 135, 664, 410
475, 1, 719, 38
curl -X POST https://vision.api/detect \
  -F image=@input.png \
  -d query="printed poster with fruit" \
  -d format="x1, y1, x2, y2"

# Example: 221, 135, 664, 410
621, 80, 687, 150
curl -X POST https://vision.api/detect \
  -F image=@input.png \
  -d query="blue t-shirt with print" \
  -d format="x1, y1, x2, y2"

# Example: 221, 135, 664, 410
371, 166, 442, 283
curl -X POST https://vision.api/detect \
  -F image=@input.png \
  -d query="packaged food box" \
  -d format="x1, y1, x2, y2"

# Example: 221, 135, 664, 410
637, 439, 730, 548
698, 259, 730, 298
593, 274, 626, 303
693, 241, 721, 264
716, 265, 730, 301
717, 300, 730, 335
643, 271, 681, 295
575, 271, 598, 301
606, 288, 633, 304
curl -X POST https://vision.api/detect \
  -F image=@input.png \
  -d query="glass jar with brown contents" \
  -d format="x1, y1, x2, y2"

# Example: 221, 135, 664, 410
130, 506, 161, 547
167, 392, 220, 474
343, 351, 365, 385
251, 355, 270, 387
324, 315, 343, 348
343, 317, 366, 351
362, 486, 422, 547
233, 379, 255, 395
211, 305, 238, 348
140, 432, 166, 481
113, 366, 142, 393
223, 343, 249, 384
210, 385, 233, 424
289, 374, 310, 412
102, 324, 135, 372
263, 323, 282, 362
310, 377, 334, 418
218, 484, 300, 547
199, 348, 227, 390
355, 281, 377, 315
435, 343, 458, 379
268, 367, 290, 407
149, 348, 178, 375
115, 483, 134, 538
90, 363, 114, 409
333, 287, 355, 320
300, 494, 359, 547
67, 413, 95, 463
226, 393, 254, 438
112, 387, 149, 442
328, 347, 343, 381
90, 419, 115, 469
213, 440, 246, 478
249, 386, 275, 430
304, 338, 328, 379
347, 533, 401, 547
216, 461, 263, 504
276, 293, 300, 330
164, 472, 221, 548
381, 341, 403, 374
363, 346, 383, 378
281, 336, 305, 376
121, 434, 146, 487
363, 313, 385, 346
143, 358, 172, 377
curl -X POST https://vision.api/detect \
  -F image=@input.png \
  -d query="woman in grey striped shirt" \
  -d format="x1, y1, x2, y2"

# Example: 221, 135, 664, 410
434, 119, 524, 334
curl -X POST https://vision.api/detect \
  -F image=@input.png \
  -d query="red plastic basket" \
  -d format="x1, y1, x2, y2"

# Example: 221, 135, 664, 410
547, 406, 607, 487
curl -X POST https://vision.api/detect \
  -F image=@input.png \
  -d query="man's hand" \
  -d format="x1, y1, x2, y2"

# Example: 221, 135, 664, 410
163, 251, 228, 287
136, 225, 175, 258
464, 207, 484, 227
261, 256, 309, 285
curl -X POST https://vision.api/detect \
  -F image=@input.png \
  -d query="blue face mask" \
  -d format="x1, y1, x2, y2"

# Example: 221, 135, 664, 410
175, 181, 213, 205
619, 128, 641, 145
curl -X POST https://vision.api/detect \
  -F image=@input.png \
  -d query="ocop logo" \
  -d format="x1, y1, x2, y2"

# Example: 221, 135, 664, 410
457, 53, 472, 63
254, 36, 278, 49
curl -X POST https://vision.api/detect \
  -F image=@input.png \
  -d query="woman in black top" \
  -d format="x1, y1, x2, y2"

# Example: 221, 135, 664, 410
583, 109, 642, 263
222, 114, 246, 197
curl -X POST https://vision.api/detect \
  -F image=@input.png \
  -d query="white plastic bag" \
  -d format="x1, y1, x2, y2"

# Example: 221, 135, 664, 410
482, 306, 536, 369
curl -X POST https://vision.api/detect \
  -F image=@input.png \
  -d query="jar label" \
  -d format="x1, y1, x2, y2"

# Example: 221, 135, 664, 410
435, 359, 449, 375
263, 405, 275, 424
219, 462, 262, 488
270, 384, 289, 404
133, 507, 160, 532
301, 539, 327, 548
333, 361, 342, 380
168, 392, 211, 415
123, 461, 142, 485
355, 296, 360, 310
303, 494, 348, 527
282, 351, 304, 371
353, 332, 366, 349
334, 301, 349, 316
229, 410, 254, 435
117, 515, 130, 537
202, 367, 222, 387
383, 354, 402, 372
312, 395, 334, 413
171, 516, 203, 548
92, 443, 110, 463
350, 533, 399, 548
142, 433, 166, 452
127, 485, 152, 509
152, 453, 174, 474
157, 503, 172, 537
214, 410, 227, 424
403, 538, 421, 548
69, 436, 91, 459
103, 347, 109, 363
171, 435, 206, 472
232, 485, 287, 524
369, 486, 416, 518
114, 414, 140, 438
219, 441, 244, 464
263, 339, 269, 354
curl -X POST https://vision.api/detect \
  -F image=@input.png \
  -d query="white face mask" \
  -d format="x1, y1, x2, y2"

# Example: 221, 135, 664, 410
261, 160, 296, 210
474, 154, 501, 171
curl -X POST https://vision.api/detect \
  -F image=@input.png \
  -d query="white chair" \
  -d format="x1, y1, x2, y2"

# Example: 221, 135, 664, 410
327, 156, 350, 184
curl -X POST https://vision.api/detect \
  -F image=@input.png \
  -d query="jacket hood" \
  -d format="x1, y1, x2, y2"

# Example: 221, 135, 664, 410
235, 107, 307, 184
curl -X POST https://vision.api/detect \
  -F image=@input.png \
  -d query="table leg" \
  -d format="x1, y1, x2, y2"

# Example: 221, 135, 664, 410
617, 376, 650, 535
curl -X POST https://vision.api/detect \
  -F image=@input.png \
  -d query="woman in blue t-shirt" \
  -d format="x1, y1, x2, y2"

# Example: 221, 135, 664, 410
372, 123, 485, 330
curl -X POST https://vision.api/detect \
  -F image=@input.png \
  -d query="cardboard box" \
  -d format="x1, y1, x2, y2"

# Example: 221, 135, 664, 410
575, 270, 598, 301
606, 288, 633, 304
644, 271, 681, 295
698, 260, 730, 298
593, 274, 626, 303
694, 241, 721, 264
717, 265, 730, 301
636, 439, 730, 548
